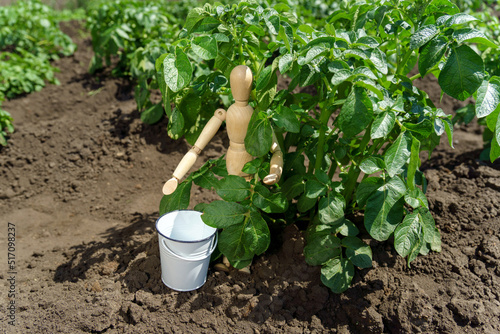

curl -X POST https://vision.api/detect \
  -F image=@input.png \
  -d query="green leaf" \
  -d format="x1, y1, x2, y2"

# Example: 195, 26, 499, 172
338, 86, 374, 138
252, 184, 288, 213
192, 170, 219, 191
371, 110, 396, 139
405, 187, 429, 209
297, 193, 317, 212
438, 44, 484, 101
184, 7, 205, 33
219, 209, 270, 264
453, 28, 498, 49
264, 14, 280, 35
321, 257, 354, 294
273, 105, 300, 133
242, 157, 263, 174
331, 69, 353, 86
368, 48, 388, 75
163, 48, 192, 93
245, 210, 271, 255
444, 13, 478, 28
336, 218, 360, 237
355, 79, 384, 99
342, 237, 373, 268
443, 116, 454, 148
201, 200, 247, 228
425, 0, 459, 15
404, 119, 434, 140
245, 111, 273, 157
167, 107, 185, 138
282, 175, 305, 200
487, 107, 500, 162
475, 77, 500, 118
385, 131, 412, 177
304, 234, 341, 266
356, 177, 384, 207
298, 46, 327, 65
216, 175, 251, 202
418, 207, 441, 252
318, 192, 345, 224
360, 156, 385, 174
305, 179, 328, 199
192, 36, 218, 60
410, 25, 439, 50
418, 36, 447, 77
279, 53, 293, 74
364, 176, 406, 241
140, 103, 163, 125
278, 21, 294, 52
193, 17, 220, 33
159, 181, 192, 215
135, 80, 149, 111
256, 65, 275, 91
394, 212, 423, 258
256, 67, 278, 110
178, 91, 201, 125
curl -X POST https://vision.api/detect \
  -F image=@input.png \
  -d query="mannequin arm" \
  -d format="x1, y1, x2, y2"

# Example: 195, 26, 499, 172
163, 108, 226, 195
263, 132, 283, 185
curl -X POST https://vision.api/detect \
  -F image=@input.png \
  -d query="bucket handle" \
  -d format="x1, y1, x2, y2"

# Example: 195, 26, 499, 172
162, 232, 218, 262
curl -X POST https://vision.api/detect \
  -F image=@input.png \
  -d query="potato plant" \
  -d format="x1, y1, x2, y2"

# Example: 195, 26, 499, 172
0, 0, 80, 146
158, 0, 499, 293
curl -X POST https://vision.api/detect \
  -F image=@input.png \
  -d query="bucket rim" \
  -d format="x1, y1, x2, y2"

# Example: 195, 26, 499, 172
156, 210, 217, 244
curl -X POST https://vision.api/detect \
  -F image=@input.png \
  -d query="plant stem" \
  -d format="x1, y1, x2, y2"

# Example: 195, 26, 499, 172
342, 125, 372, 204
314, 93, 331, 175
409, 73, 421, 81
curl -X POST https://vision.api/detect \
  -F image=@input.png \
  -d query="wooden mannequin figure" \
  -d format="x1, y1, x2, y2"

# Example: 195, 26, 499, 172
162, 65, 283, 196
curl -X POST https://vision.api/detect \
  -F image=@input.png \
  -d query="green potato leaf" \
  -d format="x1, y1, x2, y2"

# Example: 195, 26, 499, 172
159, 181, 192, 215
371, 110, 396, 139
304, 234, 341, 266
364, 176, 406, 241
245, 111, 273, 157
318, 192, 346, 224
338, 86, 374, 138
359, 156, 385, 174
321, 257, 355, 294
438, 44, 484, 101
201, 200, 247, 228
342, 236, 373, 268
410, 25, 439, 50
216, 175, 251, 202
252, 184, 288, 213
140, 102, 163, 125
418, 36, 447, 77
385, 131, 412, 177
192, 36, 218, 60
475, 77, 500, 118
163, 47, 192, 93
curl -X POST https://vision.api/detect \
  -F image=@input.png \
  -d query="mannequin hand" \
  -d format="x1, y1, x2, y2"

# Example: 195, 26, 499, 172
162, 177, 179, 195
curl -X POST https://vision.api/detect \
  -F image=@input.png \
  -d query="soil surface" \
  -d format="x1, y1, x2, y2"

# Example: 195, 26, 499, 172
1, 21, 500, 334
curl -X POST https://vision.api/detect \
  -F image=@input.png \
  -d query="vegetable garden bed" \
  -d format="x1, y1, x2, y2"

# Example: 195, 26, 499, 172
0, 15, 499, 333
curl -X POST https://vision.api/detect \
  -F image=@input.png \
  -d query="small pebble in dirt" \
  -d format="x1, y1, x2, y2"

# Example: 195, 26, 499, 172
91, 281, 102, 292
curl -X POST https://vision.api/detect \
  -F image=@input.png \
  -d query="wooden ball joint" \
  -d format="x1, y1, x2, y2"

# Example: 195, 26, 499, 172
162, 65, 283, 195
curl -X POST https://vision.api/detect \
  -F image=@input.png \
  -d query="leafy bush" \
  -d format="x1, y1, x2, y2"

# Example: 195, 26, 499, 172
451, 1, 500, 162
0, 0, 79, 146
158, 0, 500, 293
0, 106, 14, 146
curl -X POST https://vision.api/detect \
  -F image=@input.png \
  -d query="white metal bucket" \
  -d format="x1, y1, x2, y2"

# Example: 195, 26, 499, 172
156, 210, 217, 258
155, 210, 218, 291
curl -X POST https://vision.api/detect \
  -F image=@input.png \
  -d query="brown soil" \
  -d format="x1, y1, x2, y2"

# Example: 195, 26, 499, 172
1, 21, 500, 334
